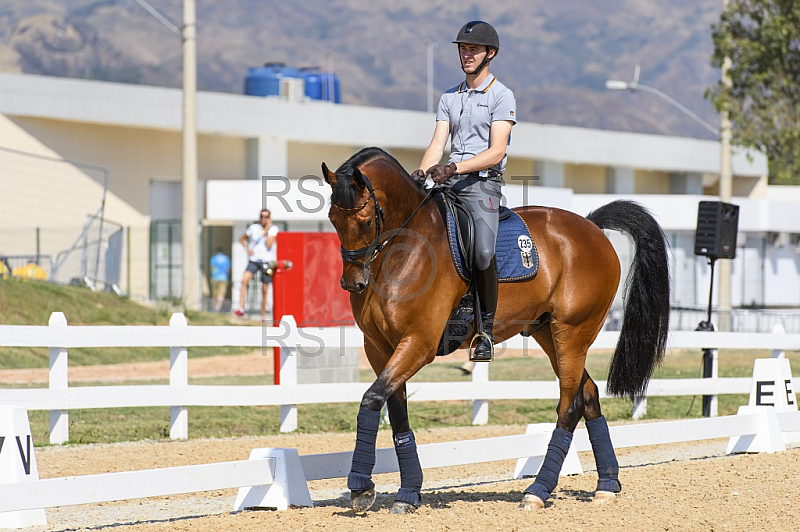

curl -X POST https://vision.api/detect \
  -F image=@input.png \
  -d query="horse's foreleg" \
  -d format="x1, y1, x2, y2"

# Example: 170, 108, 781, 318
347, 375, 388, 511
387, 387, 422, 513
348, 339, 433, 512
582, 372, 621, 501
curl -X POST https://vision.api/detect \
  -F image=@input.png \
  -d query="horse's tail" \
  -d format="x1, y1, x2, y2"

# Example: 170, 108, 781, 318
587, 200, 671, 400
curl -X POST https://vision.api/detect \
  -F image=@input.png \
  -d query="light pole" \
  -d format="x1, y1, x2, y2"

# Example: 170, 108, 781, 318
426, 40, 438, 113
718, 0, 734, 331
133, 0, 200, 310
605, 67, 720, 138
606, 65, 734, 331
181, 0, 199, 311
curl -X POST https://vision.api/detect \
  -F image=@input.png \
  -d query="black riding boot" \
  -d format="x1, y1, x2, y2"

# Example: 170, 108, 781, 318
471, 257, 498, 362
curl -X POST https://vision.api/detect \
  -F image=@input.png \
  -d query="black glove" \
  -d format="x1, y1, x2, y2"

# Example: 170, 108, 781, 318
410, 169, 426, 183
426, 162, 458, 184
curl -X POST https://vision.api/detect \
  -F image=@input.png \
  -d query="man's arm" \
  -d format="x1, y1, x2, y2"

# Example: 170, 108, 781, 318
418, 121, 451, 172
239, 231, 252, 257
266, 225, 277, 250
449, 120, 513, 174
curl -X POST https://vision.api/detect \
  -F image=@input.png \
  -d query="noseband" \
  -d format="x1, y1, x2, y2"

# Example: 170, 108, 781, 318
332, 173, 436, 276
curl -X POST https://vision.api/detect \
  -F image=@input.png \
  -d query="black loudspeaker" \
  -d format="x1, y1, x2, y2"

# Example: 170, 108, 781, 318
694, 201, 739, 259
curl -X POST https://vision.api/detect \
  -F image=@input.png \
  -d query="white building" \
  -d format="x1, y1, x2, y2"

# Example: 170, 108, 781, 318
0, 72, 797, 315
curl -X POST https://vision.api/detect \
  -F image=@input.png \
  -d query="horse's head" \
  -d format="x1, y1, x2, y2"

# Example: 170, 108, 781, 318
322, 161, 384, 294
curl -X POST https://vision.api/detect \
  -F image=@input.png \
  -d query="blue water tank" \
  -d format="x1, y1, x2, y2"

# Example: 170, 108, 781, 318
244, 63, 303, 97
301, 68, 341, 103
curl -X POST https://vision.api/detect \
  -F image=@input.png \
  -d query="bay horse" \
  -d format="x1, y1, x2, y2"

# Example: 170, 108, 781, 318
322, 147, 670, 513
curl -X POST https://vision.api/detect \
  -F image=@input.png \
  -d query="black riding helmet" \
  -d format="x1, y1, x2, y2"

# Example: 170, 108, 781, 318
452, 20, 499, 52
453, 21, 499, 75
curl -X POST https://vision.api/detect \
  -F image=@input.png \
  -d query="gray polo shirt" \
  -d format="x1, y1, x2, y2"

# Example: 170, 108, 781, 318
436, 74, 516, 178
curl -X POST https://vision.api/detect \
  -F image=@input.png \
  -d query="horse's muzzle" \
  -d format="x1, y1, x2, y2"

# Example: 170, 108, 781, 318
341, 276, 367, 294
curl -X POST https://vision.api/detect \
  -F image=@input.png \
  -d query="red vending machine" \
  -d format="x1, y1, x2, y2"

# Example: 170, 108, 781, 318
272, 232, 354, 383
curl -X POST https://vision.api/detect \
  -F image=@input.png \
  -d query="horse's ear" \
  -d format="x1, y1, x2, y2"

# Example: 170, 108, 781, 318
352, 168, 366, 189
321, 162, 337, 186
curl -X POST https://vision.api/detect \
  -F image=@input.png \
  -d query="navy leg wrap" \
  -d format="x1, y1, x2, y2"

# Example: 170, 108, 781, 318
347, 408, 381, 492
586, 416, 621, 493
393, 430, 422, 506
525, 428, 573, 502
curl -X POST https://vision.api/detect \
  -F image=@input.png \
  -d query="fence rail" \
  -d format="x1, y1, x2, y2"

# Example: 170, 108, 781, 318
0, 459, 274, 512
3, 409, 798, 517
0, 312, 798, 443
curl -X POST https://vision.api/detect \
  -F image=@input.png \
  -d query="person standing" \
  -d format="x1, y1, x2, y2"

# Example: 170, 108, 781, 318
233, 209, 279, 321
209, 247, 231, 312
413, 20, 516, 362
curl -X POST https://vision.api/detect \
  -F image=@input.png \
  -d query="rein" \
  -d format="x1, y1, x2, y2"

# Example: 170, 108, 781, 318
332, 174, 436, 273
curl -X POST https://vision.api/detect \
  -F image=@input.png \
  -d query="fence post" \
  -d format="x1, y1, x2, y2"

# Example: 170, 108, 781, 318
279, 316, 298, 433
705, 348, 719, 417
772, 322, 786, 358
169, 313, 189, 439
49, 312, 69, 444
471, 361, 489, 425
632, 397, 648, 420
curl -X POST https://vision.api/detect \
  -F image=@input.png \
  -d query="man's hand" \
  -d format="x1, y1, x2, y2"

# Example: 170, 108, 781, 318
426, 162, 458, 184
410, 169, 426, 184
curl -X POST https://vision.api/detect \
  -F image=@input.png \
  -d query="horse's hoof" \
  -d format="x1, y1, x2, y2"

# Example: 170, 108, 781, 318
350, 487, 376, 512
389, 501, 418, 514
593, 490, 617, 504
518, 493, 545, 511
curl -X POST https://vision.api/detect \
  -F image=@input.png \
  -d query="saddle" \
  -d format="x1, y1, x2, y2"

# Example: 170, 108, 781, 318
432, 189, 539, 357
436, 190, 511, 275
432, 189, 538, 283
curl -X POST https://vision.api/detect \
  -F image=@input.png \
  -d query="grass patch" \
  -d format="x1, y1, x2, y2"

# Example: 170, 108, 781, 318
0, 280, 258, 368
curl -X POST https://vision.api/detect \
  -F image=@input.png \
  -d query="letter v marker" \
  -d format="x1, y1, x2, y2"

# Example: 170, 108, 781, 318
16, 435, 32, 475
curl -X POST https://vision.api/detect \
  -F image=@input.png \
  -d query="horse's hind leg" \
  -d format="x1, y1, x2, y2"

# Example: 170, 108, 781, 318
582, 372, 621, 502
386, 386, 423, 514
521, 320, 596, 509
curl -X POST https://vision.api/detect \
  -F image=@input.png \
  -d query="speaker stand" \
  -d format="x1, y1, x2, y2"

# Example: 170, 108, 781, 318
696, 257, 716, 417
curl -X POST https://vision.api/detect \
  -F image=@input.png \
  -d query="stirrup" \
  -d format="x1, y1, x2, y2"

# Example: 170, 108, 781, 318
468, 331, 494, 362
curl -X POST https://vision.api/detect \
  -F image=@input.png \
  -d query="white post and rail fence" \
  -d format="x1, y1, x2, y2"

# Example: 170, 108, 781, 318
0, 312, 798, 525
0, 313, 798, 442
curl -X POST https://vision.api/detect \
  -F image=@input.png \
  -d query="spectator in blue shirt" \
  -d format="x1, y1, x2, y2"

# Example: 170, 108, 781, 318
209, 247, 231, 311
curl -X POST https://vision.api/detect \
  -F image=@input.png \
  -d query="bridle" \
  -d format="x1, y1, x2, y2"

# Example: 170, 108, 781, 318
331, 172, 436, 276
332, 173, 386, 270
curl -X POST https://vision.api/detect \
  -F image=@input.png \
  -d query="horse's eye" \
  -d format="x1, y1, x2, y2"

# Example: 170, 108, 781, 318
365, 219, 373, 228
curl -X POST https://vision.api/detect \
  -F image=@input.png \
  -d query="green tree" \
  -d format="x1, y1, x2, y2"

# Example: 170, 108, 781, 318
708, 0, 800, 184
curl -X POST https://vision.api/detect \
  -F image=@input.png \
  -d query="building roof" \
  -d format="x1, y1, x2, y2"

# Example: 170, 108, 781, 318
0, 72, 767, 178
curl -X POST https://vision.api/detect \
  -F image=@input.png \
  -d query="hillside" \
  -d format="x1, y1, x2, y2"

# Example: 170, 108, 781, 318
0, 0, 724, 139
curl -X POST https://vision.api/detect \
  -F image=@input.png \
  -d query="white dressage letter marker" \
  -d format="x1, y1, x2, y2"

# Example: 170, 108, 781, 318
748, 359, 797, 411
513, 424, 583, 479
0, 407, 47, 528
234, 448, 312, 511
728, 359, 798, 452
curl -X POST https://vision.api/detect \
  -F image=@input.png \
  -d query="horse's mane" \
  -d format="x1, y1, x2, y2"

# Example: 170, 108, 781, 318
332, 147, 420, 209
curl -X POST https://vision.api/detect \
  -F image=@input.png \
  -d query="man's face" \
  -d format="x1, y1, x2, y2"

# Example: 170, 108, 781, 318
459, 43, 493, 74
260, 211, 271, 227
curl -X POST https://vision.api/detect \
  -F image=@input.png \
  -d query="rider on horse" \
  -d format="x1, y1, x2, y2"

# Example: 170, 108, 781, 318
413, 20, 516, 362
